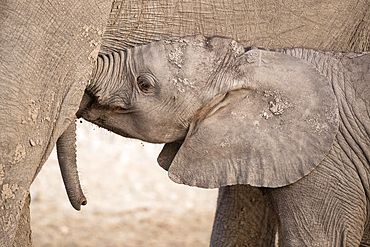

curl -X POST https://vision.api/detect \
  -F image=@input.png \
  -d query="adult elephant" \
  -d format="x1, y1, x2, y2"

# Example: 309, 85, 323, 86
0, 1, 112, 246
98, 1, 369, 246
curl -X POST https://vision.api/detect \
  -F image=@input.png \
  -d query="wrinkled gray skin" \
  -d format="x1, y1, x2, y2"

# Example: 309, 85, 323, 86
0, 1, 112, 246
78, 35, 370, 246
2, 0, 369, 246
102, 2, 370, 246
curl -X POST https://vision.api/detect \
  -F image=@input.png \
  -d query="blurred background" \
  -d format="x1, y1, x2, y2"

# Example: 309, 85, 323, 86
30, 120, 218, 247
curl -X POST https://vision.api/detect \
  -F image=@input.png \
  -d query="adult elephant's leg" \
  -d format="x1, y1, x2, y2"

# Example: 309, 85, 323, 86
13, 193, 32, 247
211, 185, 278, 247
269, 139, 368, 246
0, 1, 112, 245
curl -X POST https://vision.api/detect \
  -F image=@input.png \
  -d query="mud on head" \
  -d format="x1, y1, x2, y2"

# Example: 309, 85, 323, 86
78, 35, 247, 144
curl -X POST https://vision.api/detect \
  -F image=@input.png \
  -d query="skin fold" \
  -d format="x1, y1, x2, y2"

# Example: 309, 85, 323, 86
78, 35, 370, 246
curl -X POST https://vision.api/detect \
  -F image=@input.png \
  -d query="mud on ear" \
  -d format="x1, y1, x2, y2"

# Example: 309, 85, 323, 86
159, 50, 339, 188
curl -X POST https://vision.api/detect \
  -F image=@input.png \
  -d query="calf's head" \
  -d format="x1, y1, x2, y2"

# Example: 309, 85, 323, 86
78, 35, 339, 189
78, 35, 245, 143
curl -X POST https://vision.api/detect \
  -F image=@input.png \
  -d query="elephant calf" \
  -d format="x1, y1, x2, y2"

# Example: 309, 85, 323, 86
77, 35, 370, 246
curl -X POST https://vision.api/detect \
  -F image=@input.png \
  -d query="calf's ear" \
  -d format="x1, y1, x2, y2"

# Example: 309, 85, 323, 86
160, 50, 339, 188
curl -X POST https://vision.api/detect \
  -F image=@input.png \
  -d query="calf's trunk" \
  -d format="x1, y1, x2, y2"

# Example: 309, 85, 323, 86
56, 120, 87, 210
86, 50, 132, 108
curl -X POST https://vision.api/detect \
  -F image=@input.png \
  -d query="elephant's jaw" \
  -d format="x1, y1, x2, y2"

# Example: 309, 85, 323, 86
76, 91, 136, 140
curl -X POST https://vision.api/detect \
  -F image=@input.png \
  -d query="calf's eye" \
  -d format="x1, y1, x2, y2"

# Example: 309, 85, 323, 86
137, 74, 155, 93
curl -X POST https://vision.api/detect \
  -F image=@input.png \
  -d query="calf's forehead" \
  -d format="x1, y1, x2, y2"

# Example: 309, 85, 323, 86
131, 41, 169, 71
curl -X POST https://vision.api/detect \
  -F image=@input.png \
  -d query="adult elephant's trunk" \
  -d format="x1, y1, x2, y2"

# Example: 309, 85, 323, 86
56, 120, 87, 211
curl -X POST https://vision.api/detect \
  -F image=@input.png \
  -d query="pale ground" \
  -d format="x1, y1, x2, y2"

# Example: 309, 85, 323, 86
30, 121, 218, 247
